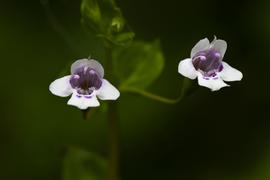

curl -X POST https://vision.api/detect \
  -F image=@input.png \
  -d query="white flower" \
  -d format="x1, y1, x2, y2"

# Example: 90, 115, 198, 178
178, 37, 243, 91
49, 59, 120, 109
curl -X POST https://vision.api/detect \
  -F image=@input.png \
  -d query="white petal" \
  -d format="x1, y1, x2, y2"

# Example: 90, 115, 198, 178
67, 92, 100, 109
211, 39, 227, 58
191, 38, 210, 58
220, 62, 243, 82
49, 75, 73, 97
197, 73, 229, 91
71, 58, 104, 78
178, 58, 197, 79
96, 79, 120, 100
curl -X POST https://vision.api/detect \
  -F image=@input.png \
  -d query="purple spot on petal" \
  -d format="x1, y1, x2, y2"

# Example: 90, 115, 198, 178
218, 64, 224, 72
76, 95, 82, 98
214, 52, 221, 58
210, 72, 216, 77
89, 70, 95, 74
198, 55, 206, 61
85, 96, 92, 99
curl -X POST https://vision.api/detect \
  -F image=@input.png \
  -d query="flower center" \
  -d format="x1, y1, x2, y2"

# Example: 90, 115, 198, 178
192, 49, 223, 77
69, 67, 102, 95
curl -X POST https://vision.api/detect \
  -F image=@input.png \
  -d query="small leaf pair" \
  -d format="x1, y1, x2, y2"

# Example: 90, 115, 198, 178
81, 0, 134, 46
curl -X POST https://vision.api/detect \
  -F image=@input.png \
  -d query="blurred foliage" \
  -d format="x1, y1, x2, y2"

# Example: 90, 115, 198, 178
81, 0, 134, 45
113, 40, 164, 89
62, 147, 108, 180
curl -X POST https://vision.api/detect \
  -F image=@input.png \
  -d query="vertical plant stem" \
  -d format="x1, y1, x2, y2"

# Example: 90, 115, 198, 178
108, 102, 119, 180
105, 42, 119, 180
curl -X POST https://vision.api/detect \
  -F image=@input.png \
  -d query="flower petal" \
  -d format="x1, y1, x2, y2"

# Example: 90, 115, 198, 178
49, 75, 73, 97
67, 92, 100, 109
96, 79, 120, 100
191, 38, 210, 58
178, 58, 197, 79
71, 59, 104, 78
211, 39, 227, 58
220, 62, 243, 82
197, 73, 229, 91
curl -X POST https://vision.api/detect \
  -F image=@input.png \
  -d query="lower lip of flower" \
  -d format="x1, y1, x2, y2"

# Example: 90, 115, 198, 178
69, 67, 102, 95
192, 49, 223, 77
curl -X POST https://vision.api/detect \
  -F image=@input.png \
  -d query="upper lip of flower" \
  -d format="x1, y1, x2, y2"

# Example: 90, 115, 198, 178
49, 58, 120, 109
178, 37, 243, 91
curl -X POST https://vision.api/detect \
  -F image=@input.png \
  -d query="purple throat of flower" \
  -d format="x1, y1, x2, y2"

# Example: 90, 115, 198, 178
192, 48, 224, 79
69, 66, 102, 96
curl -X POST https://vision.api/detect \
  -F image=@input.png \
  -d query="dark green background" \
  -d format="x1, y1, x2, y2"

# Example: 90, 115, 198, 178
1, 0, 270, 179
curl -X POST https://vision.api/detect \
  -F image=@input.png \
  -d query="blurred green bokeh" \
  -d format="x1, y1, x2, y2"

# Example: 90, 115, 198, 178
0, 0, 270, 179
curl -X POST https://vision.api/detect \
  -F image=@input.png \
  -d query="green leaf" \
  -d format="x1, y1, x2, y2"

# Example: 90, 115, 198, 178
113, 40, 165, 89
81, 0, 101, 33
62, 147, 108, 180
103, 32, 135, 46
81, 0, 134, 45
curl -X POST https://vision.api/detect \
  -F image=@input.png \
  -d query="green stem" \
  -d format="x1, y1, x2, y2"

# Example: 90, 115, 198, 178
108, 102, 119, 180
82, 108, 98, 120
105, 42, 119, 180
120, 78, 189, 104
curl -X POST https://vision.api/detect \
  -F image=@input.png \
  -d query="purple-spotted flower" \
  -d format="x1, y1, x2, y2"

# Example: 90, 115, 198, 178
49, 59, 120, 109
178, 37, 243, 91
